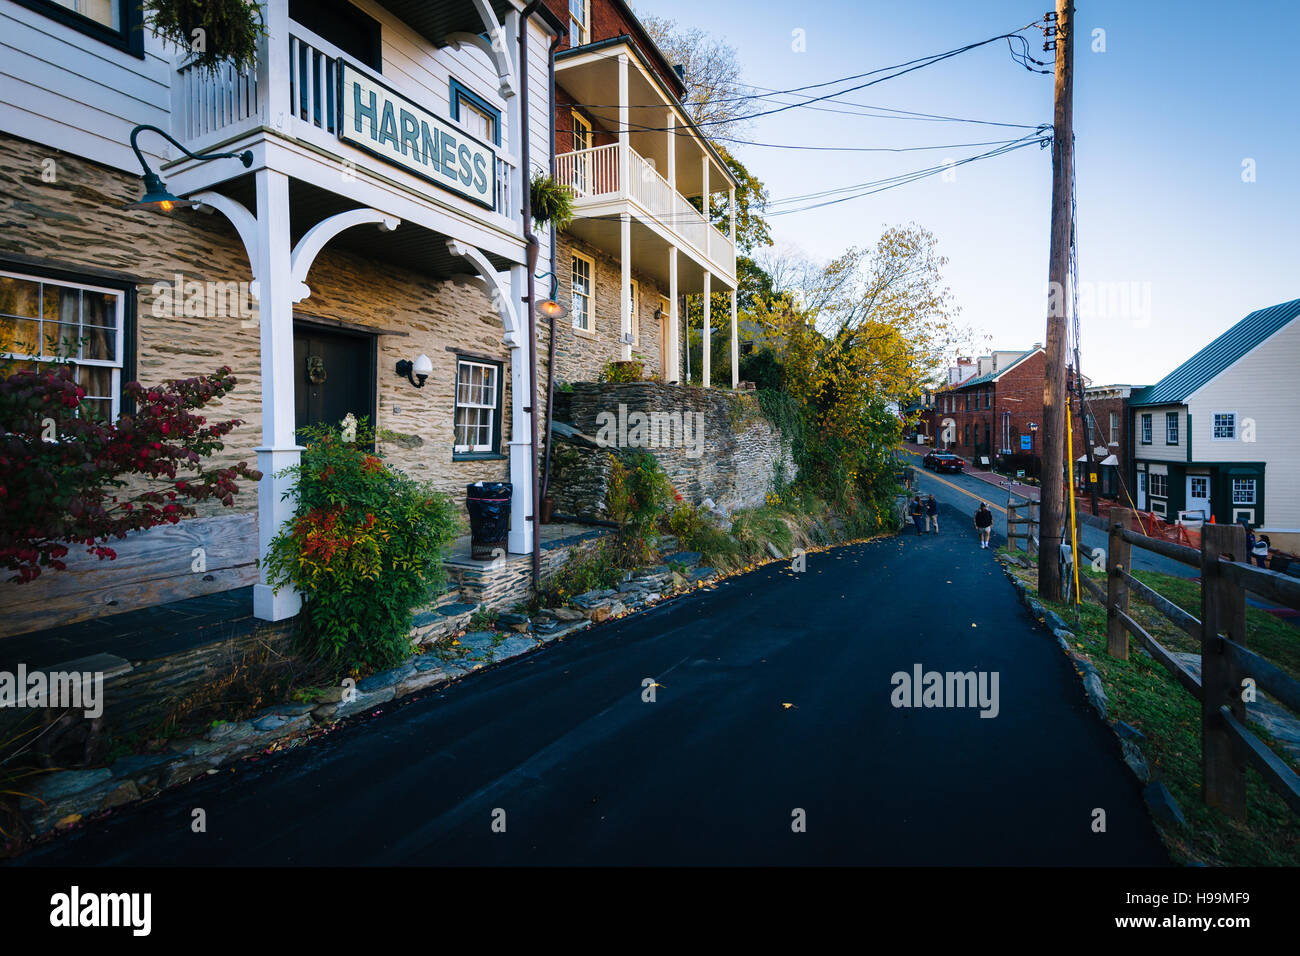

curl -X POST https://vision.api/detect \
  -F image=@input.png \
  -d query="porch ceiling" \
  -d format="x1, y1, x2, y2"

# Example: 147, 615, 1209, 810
565, 214, 729, 294
216, 175, 515, 280
370, 0, 516, 47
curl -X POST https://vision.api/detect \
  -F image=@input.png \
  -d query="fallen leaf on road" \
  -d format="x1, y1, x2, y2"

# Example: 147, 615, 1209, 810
781, 702, 795, 709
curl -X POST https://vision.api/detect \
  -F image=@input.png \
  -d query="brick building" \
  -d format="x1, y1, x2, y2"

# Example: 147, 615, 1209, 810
933, 346, 1046, 471
1071, 385, 1142, 501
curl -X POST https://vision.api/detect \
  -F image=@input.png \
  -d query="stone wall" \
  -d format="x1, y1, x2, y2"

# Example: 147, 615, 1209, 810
548, 381, 795, 519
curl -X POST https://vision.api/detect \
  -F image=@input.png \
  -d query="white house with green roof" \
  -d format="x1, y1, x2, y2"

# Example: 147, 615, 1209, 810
1130, 298, 1300, 546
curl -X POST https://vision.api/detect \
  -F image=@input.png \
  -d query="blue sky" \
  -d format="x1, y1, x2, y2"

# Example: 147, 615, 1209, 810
644, 0, 1299, 386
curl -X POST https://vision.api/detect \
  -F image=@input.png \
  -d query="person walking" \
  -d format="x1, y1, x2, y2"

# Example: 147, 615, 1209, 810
925, 495, 940, 534
974, 501, 993, 549
1253, 533, 1271, 569
908, 495, 925, 535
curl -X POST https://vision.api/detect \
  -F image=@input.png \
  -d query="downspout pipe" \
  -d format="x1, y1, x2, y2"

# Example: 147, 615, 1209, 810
519, 0, 558, 592
540, 22, 567, 507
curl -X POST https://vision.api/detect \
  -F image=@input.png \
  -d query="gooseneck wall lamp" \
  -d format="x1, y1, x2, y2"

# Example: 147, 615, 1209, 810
396, 354, 433, 388
533, 271, 570, 320
124, 124, 254, 212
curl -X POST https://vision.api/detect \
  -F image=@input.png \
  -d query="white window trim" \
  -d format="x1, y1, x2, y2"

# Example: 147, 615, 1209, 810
0, 268, 125, 420
568, 0, 590, 45
1231, 478, 1256, 505
453, 358, 499, 454
570, 250, 595, 334
1140, 413, 1152, 445
1165, 411, 1179, 445
1149, 472, 1169, 499
1212, 410, 1238, 441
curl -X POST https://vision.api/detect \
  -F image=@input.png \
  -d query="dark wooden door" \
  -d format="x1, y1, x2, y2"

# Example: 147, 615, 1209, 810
293, 321, 376, 434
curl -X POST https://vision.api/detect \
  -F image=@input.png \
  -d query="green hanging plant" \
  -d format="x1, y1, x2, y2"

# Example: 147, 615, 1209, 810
143, 0, 267, 75
530, 173, 575, 231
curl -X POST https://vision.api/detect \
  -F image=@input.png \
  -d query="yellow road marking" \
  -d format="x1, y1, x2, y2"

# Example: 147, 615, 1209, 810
900, 450, 1008, 516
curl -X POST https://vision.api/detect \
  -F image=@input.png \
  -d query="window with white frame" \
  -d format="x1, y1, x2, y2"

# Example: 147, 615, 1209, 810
1165, 411, 1178, 445
568, 0, 589, 45
1232, 478, 1256, 505
1140, 413, 1152, 444
570, 252, 594, 332
1213, 412, 1236, 440
453, 358, 500, 454
1109, 411, 1119, 445
0, 271, 124, 420
1149, 472, 1168, 498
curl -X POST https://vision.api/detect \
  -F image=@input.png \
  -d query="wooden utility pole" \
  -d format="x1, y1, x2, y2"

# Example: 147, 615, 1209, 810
1039, 0, 1074, 602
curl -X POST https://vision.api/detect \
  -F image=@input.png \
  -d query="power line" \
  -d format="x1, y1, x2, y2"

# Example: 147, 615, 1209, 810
558, 22, 1048, 134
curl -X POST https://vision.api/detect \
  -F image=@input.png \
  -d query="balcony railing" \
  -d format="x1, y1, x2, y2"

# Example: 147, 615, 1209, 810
554, 142, 734, 275
173, 24, 515, 223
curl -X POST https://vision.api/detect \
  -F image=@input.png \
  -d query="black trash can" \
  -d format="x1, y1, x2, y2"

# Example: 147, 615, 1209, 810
466, 481, 512, 560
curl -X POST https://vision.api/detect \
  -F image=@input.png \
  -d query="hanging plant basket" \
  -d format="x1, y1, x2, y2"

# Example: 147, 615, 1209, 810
530, 173, 575, 231
143, 0, 267, 75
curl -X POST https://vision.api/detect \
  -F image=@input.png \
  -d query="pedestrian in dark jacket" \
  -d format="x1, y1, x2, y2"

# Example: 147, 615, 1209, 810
909, 496, 925, 535
925, 495, 939, 534
974, 502, 993, 549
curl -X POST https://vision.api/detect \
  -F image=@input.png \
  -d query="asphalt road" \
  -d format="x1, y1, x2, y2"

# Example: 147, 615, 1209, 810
904, 451, 1295, 619
15, 521, 1168, 866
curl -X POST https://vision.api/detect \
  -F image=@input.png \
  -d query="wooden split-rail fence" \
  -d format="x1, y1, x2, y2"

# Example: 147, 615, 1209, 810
1072, 507, 1300, 820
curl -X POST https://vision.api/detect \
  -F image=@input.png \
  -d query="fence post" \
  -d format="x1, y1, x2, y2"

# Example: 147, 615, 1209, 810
1200, 521, 1249, 820
1107, 507, 1131, 659
1028, 500, 1039, 557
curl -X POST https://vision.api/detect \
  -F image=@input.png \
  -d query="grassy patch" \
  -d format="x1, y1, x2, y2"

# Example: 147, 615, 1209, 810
1001, 557, 1300, 865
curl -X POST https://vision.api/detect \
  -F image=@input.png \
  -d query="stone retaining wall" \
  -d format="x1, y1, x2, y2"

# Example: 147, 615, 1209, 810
548, 382, 795, 520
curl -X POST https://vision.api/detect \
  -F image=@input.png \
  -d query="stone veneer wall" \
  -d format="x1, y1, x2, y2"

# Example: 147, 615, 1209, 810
548, 232, 668, 385
0, 132, 518, 523
548, 382, 795, 519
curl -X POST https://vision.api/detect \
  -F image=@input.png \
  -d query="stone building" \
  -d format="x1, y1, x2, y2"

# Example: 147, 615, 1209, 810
0, 0, 564, 633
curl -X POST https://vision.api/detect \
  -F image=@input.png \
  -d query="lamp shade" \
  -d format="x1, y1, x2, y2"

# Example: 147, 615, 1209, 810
125, 172, 195, 212
537, 297, 570, 320
412, 353, 433, 376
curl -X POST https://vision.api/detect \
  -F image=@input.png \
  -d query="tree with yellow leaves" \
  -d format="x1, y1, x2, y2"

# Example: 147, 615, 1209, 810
752, 224, 961, 511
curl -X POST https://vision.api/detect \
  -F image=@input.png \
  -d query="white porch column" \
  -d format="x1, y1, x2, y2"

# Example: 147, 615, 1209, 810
701, 271, 711, 388
620, 212, 632, 361
252, 168, 303, 621
730, 288, 739, 389
260, 0, 290, 130
701, 154, 710, 261
617, 54, 629, 197
507, 264, 534, 555
667, 245, 679, 383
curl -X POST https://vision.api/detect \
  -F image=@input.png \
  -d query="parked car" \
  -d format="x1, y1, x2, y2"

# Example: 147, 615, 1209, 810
923, 452, 965, 473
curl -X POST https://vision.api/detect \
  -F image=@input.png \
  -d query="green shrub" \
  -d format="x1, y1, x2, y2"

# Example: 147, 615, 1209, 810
597, 360, 645, 384
607, 450, 674, 564
266, 424, 460, 674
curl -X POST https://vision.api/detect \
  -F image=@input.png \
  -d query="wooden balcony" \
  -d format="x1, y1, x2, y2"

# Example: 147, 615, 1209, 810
554, 142, 736, 284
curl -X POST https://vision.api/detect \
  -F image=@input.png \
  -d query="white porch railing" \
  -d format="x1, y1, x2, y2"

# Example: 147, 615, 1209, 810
176, 59, 259, 142
172, 26, 515, 220
554, 142, 734, 274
